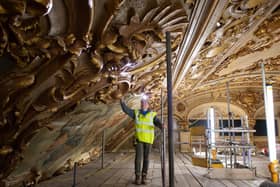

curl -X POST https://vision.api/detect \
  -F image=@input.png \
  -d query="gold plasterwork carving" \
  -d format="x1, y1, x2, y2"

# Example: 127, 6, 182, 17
0, 0, 279, 185
0, 0, 190, 183
174, 84, 280, 125
174, 1, 280, 125
177, 0, 279, 94
214, 12, 280, 78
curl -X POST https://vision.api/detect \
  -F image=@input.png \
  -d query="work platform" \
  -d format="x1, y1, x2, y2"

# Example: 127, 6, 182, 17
37, 152, 270, 187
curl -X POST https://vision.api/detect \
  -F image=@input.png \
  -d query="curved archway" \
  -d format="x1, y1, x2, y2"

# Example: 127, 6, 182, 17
254, 102, 280, 119
187, 102, 248, 120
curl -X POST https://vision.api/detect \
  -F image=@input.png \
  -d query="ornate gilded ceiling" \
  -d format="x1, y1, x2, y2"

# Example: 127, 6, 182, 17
174, 0, 280, 122
0, 0, 280, 186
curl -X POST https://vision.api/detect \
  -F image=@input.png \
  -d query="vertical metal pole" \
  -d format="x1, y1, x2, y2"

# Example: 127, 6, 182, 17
262, 63, 279, 183
72, 162, 77, 187
221, 116, 227, 168
226, 82, 233, 168
209, 108, 215, 148
241, 117, 246, 166
261, 63, 277, 162
207, 110, 212, 168
231, 115, 237, 166
166, 31, 174, 187
161, 88, 166, 187
245, 115, 251, 168
101, 129, 105, 169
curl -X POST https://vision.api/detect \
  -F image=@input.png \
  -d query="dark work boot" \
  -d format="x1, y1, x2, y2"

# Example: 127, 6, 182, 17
141, 173, 147, 185
135, 174, 141, 185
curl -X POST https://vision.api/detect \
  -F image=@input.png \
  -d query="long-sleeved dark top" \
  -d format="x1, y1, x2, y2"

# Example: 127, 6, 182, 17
120, 100, 163, 130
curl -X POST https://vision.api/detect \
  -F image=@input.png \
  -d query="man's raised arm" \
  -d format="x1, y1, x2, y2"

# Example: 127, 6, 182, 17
120, 98, 135, 119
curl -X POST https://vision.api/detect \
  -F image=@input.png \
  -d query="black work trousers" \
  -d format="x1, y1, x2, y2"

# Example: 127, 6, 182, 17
135, 140, 151, 176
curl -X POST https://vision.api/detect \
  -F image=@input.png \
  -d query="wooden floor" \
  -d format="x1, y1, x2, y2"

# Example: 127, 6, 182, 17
37, 152, 269, 187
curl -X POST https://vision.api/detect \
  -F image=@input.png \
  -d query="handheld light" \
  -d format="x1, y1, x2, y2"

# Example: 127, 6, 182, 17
141, 93, 148, 100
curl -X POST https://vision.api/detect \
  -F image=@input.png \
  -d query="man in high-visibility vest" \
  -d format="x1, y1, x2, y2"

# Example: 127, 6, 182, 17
120, 96, 163, 185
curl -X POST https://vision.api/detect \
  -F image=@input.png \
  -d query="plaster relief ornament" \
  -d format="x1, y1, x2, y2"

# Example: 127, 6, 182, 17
0, 0, 190, 184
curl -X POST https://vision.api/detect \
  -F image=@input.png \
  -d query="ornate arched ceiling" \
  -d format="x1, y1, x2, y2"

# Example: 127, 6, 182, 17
173, 0, 280, 123
187, 102, 247, 120
175, 0, 280, 91
0, 0, 280, 186
254, 102, 280, 119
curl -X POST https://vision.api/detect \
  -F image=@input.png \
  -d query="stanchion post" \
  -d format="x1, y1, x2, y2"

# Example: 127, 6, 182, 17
166, 31, 174, 187
161, 88, 166, 187
72, 162, 77, 187
101, 129, 105, 169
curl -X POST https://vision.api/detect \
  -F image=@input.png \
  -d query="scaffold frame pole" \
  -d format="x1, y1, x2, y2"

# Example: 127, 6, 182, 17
166, 31, 174, 187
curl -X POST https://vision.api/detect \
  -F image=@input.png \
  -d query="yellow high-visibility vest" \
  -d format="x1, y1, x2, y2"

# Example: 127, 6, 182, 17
134, 110, 157, 144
